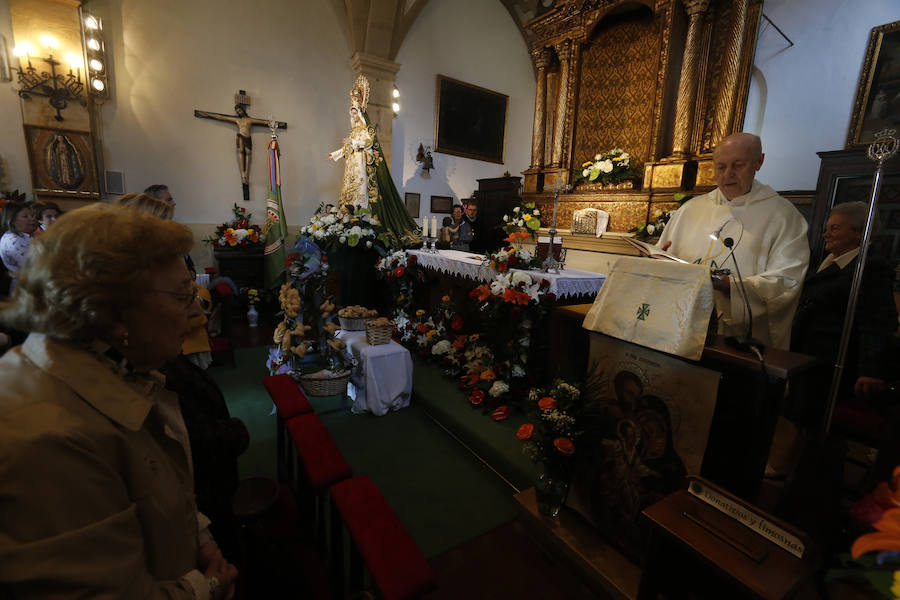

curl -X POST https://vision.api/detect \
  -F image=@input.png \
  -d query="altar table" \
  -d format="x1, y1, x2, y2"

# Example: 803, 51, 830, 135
408, 249, 606, 299
337, 330, 412, 417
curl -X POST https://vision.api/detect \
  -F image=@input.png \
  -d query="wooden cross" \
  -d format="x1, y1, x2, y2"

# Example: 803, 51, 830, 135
194, 90, 287, 200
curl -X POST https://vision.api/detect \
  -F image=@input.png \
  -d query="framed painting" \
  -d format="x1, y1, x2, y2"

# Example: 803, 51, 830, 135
430, 195, 453, 214
846, 20, 900, 147
24, 126, 100, 197
434, 75, 508, 164
404, 192, 420, 218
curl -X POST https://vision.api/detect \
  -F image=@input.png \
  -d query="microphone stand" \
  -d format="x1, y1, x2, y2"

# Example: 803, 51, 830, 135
821, 129, 898, 435
722, 236, 766, 355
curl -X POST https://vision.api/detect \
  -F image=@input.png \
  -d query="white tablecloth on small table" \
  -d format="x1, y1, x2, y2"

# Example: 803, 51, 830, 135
337, 330, 413, 416
407, 249, 606, 299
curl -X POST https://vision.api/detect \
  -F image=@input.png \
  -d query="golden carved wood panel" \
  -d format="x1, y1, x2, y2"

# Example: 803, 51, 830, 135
572, 9, 661, 172
535, 194, 651, 232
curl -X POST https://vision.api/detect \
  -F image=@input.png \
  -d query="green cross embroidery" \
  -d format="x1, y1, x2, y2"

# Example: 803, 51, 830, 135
636, 303, 650, 321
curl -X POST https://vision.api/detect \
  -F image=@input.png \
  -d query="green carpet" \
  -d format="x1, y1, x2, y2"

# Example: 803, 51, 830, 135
210, 346, 518, 559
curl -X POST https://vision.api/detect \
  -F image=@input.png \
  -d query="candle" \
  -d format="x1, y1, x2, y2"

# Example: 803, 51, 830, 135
422, 217, 429, 238
431, 216, 437, 239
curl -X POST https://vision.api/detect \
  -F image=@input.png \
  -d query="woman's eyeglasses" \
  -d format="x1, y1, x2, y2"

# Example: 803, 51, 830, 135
152, 288, 199, 308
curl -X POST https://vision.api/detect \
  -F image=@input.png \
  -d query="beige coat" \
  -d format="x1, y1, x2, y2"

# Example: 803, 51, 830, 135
0, 334, 210, 599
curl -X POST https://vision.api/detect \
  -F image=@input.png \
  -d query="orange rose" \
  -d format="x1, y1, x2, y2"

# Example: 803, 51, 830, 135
538, 396, 556, 411
554, 437, 575, 455
516, 423, 534, 440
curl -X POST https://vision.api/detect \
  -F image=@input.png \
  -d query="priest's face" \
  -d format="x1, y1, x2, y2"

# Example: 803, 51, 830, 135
712, 135, 764, 200
823, 213, 861, 257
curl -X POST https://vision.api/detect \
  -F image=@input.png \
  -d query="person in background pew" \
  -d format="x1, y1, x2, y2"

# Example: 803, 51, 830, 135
0, 204, 237, 599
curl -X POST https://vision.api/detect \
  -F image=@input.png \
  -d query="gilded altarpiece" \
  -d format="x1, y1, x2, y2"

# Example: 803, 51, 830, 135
523, 0, 761, 233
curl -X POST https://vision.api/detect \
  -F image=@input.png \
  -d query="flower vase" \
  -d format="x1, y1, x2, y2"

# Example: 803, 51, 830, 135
534, 466, 568, 517
247, 305, 259, 327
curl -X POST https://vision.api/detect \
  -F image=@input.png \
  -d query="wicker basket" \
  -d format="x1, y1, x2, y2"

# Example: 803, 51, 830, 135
365, 321, 393, 346
339, 316, 369, 331
295, 370, 351, 397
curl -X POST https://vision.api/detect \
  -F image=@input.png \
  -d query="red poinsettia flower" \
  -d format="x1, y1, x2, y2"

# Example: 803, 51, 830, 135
450, 314, 463, 331
491, 405, 510, 421
538, 396, 556, 411
394, 266, 405, 278
516, 423, 534, 440
554, 437, 575, 455
469, 390, 485, 406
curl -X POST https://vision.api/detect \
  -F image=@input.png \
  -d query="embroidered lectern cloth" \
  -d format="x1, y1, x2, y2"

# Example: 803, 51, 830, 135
582, 257, 713, 360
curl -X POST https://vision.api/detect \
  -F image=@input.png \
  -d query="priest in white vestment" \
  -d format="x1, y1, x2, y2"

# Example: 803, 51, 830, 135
657, 133, 810, 349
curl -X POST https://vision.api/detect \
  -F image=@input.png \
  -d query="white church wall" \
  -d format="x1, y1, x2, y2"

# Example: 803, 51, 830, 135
746, 0, 898, 191
391, 0, 536, 226
0, 0, 31, 197
87, 0, 354, 266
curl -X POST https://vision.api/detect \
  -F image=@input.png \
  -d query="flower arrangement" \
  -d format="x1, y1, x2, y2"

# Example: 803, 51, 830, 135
300, 204, 384, 252
244, 288, 260, 306
207, 203, 265, 248
267, 238, 355, 378
630, 193, 690, 240
575, 147, 639, 186
827, 466, 900, 598
500, 200, 542, 236
516, 379, 584, 475
375, 250, 426, 324
488, 232, 543, 273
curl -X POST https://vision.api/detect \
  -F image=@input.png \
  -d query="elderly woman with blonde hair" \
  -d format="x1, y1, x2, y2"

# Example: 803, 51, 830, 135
0, 204, 238, 598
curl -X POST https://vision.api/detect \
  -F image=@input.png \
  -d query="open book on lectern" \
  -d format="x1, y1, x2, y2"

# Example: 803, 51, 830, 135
624, 237, 689, 263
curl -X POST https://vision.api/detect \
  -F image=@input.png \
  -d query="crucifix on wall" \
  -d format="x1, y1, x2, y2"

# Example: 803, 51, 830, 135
194, 90, 287, 200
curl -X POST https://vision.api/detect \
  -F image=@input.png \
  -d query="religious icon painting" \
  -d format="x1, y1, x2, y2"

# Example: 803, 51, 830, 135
24, 126, 100, 198
847, 19, 900, 147
404, 192, 420, 218
566, 333, 719, 560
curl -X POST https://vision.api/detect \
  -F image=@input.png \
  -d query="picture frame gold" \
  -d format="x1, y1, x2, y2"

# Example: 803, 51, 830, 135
846, 20, 900, 148
24, 126, 101, 198
434, 75, 508, 164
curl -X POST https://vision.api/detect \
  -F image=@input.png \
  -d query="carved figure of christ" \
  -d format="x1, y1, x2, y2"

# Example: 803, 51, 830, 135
194, 103, 287, 200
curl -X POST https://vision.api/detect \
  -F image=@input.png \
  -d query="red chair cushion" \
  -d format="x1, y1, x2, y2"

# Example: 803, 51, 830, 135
286, 413, 352, 492
331, 475, 436, 600
264, 374, 313, 418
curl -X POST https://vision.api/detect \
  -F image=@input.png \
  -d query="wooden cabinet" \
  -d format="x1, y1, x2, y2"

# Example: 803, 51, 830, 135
473, 176, 521, 253
810, 149, 900, 268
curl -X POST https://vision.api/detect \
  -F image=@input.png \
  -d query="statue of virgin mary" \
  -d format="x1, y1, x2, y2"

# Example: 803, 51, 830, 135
329, 74, 421, 248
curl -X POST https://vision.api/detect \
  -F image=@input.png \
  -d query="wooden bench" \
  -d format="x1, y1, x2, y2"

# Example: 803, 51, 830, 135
330, 475, 437, 600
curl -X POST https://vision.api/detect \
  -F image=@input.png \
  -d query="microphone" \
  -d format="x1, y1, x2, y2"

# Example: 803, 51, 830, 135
710, 222, 764, 354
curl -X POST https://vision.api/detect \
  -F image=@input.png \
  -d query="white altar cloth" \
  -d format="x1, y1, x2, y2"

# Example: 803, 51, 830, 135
337, 330, 412, 416
408, 249, 606, 299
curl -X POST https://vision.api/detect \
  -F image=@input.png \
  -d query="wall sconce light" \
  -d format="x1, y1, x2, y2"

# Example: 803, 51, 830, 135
12, 36, 86, 121
415, 143, 433, 174
80, 10, 109, 100
392, 85, 400, 116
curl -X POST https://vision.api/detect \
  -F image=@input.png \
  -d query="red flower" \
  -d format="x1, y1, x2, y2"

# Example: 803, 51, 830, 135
451, 314, 463, 331
452, 335, 467, 349
394, 266, 405, 278
284, 253, 299, 267
497, 262, 508, 273
554, 437, 575, 455
469, 390, 485, 406
507, 255, 519, 267
474, 285, 491, 302
491, 405, 510, 421
516, 292, 531, 306
502, 288, 518, 304
416, 323, 429, 333
516, 423, 534, 440
538, 396, 556, 411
